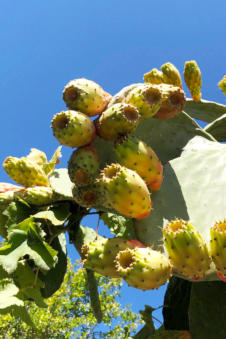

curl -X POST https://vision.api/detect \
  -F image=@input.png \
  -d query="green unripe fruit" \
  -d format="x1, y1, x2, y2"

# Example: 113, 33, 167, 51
161, 62, 182, 88
98, 164, 151, 219
82, 237, 145, 278
63, 78, 111, 116
153, 84, 186, 119
124, 84, 162, 119
218, 75, 226, 95
116, 247, 171, 290
68, 145, 99, 186
209, 220, 226, 282
183, 60, 202, 101
3, 157, 49, 187
14, 186, 55, 206
72, 182, 103, 208
115, 136, 163, 191
163, 219, 211, 280
95, 103, 140, 141
144, 68, 164, 85
51, 110, 96, 148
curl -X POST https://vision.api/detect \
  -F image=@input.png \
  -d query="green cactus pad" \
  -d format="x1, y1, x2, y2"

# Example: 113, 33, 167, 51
116, 247, 171, 290
96, 103, 140, 141
51, 110, 95, 148
63, 78, 111, 116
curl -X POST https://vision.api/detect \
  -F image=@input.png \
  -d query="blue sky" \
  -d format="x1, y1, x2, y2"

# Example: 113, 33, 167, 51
0, 0, 226, 330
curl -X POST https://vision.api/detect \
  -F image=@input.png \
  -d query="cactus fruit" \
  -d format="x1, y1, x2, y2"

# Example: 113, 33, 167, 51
3, 156, 49, 187
0, 182, 23, 193
63, 78, 111, 116
144, 68, 164, 85
115, 247, 171, 290
68, 145, 99, 186
82, 237, 145, 277
218, 75, 226, 95
98, 164, 151, 219
124, 84, 162, 119
95, 103, 140, 141
14, 186, 55, 206
163, 219, 211, 280
161, 62, 182, 88
183, 60, 202, 101
114, 136, 163, 191
51, 110, 95, 148
72, 182, 103, 208
209, 220, 226, 282
153, 84, 186, 119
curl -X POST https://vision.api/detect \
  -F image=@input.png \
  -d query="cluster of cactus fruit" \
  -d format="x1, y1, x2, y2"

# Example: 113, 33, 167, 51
0, 60, 226, 336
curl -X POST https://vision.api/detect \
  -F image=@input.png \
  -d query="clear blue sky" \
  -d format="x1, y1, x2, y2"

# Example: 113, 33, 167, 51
0, 0, 226, 329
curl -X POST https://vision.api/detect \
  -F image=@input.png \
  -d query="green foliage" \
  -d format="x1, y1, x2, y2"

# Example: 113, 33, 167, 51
0, 261, 143, 338
100, 212, 136, 238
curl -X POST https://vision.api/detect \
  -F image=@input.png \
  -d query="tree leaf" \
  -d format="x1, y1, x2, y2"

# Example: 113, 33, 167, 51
33, 202, 71, 226
3, 201, 36, 230
43, 146, 62, 176
100, 212, 136, 238
49, 168, 73, 199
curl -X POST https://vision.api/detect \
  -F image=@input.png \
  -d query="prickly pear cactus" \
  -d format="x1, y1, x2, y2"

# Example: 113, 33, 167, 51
0, 62, 226, 337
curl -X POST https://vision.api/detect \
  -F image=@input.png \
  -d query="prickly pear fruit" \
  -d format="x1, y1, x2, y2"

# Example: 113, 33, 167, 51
115, 247, 171, 290
82, 237, 145, 277
14, 186, 55, 206
51, 110, 95, 148
0, 182, 23, 193
63, 78, 111, 116
68, 145, 99, 186
124, 84, 162, 119
95, 103, 140, 141
3, 156, 49, 187
72, 182, 103, 208
183, 60, 202, 101
163, 219, 211, 280
153, 84, 186, 119
218, 75, 226, 95
149, 330, 191, 339
114, 136, 163, 191
161, 62, 182, 88
107, 84, 142, 107
209, 220, 226, 282
98, 164, 151, 219
144, 68, 164, 85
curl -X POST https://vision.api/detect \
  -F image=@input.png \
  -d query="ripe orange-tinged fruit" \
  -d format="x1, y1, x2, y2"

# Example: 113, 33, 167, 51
153, 84, 186, 119
51, 110, 95, 148
98, 164, 151, 219
209, 220, 226, 282
163, 219, 211, 280
115, 136, 163, 191
116, 247, 171, 290
82, 237, 145, 277
183, 60, 202, 101
63, 78, 111, 116
95, 103, 140, 141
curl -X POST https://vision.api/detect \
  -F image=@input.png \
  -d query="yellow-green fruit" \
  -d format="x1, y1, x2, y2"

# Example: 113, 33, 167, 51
183, 60, 202, 101
161, 62, 182, 88
209, 220, 226, 282
95, 103, 140, 141
115, 247, 171, 290
3, 157, 49, 187
82, 237, 145, 278
63, 78, 111, 116
153, 84, 186, 119
98, 164, 151, 219
72, 182, 103, 208
163, 219, 211, 280
218, 75, 226, 95
14, 186, 55, 206
51, 110, 96, 148
124, 84, 162, 119
144, 68, 164, 84
115, 136, 163, 191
